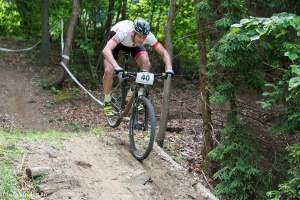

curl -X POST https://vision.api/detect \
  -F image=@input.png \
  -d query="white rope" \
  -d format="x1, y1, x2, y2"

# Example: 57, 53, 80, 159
60, 19, 104, 106
0, 41, 40, 52
62, 54, 70, 60
60, 62, 103, 106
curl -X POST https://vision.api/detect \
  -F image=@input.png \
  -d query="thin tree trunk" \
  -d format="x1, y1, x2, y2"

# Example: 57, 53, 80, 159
96, 0, 115, 79
116, 2, 122, 22
156, 0, 176, 147
164, 0, 176, 58
194, 0, 214, 176
41, 0, 50, 66
121, 0, 127, 20
104, 0, 116, 41
57, 0, 80, 86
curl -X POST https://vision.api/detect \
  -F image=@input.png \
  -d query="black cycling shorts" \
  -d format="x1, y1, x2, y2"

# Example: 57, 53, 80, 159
109, 31, 146, 59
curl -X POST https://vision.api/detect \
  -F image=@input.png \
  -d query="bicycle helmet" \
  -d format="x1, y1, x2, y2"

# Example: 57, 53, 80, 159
133, 18, 150, 36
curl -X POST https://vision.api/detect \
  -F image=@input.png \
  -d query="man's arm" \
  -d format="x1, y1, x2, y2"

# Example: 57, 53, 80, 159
153, 43, 173, 72
102, 39, 122, 70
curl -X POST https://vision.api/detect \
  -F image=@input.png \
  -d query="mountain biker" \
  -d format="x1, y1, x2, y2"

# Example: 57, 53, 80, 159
102, 18, 174, 117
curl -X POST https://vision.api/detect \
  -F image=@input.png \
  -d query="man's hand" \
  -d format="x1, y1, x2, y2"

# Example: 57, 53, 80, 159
115, 66, 124, 80
165, 68, 174, 78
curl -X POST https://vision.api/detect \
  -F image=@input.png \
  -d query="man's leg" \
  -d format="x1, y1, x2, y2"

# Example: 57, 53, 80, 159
102, 59, 115, 116
103, 59, 115, 99
134, 51, 151, 71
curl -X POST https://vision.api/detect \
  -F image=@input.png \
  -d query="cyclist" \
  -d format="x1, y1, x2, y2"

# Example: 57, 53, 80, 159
102, 18, 174, 117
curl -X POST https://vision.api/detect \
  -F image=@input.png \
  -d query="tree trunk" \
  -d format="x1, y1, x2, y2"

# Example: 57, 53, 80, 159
41, 0, 51, 66
156, 0, 176, 147
15, 1, 32, 36
121, 0, 127, 20
104, 0, 115, 40
96, 0, 115, 78
115, 2, 122, 22
164, 0, 176, 58
57, 0, 80, 87
194, 0, 214, 176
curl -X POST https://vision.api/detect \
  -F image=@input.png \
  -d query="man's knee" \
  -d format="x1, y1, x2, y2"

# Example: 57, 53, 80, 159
135, 52, 151, 69
104, 60, 114, 75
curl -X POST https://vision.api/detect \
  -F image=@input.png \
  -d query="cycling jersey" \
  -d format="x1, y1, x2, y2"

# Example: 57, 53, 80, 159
110, 20, 159, 48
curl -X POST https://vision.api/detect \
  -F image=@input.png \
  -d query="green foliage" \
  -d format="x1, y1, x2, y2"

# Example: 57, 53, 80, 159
0, 0, 22, 35
210, 13, 300, 134
267, 143, 300, 200
209, 13, 300, 200
215, 0, 248, 29
49, 0, 72, 39
209, 118, 271, 200
194, 1, 210, 22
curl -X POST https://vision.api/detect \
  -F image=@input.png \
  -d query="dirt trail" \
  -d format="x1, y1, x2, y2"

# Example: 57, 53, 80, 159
0, 48, 215, 199
0, 56, 49, 131
20, 135, 160, 200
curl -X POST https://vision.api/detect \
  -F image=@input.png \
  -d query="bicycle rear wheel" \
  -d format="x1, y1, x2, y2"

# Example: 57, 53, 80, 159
129, 96, 156, 161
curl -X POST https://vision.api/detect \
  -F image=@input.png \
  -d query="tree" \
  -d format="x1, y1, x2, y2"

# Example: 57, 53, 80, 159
41, 0, 50, 66
194, 0, 214, 175
58, 0, 80, 86
121, 0, 127, 20
96, 0, 115, 76
156, 0, 176, 147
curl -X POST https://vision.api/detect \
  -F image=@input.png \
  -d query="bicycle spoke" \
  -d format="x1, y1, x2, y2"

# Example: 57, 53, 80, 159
129, 96, 156, 161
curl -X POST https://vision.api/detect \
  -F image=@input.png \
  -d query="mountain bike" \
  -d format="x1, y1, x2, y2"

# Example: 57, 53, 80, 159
106, 54, 168, 161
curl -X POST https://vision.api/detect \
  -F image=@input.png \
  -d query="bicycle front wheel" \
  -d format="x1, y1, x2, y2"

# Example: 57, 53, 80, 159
106, 77, 123, 128
129, 96, 156, 161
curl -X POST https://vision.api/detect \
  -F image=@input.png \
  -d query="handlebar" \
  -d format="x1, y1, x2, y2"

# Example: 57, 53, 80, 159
121, 71, 172, 80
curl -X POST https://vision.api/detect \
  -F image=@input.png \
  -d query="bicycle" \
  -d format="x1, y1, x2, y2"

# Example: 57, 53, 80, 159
106, 54, 169, 161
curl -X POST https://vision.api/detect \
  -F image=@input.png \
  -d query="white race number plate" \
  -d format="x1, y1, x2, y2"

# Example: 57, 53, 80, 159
136, 72, 154, 85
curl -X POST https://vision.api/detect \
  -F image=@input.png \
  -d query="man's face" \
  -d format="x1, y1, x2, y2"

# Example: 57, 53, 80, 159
133, 33, 147, 45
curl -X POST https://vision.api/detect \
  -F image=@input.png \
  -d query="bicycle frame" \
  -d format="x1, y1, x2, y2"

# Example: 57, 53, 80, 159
111, 53, 157, 124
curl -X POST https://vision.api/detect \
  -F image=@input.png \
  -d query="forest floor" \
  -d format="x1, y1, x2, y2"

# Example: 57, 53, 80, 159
0, 39, 218, 199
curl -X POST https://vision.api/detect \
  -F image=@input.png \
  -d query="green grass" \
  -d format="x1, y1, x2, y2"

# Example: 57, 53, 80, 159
0, 164, 34, 200
91, 127, 104, 137
164, 141, 186, 165
0, 129, 70, 142
52, 87, 82, 103
0, 129, 73, 199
